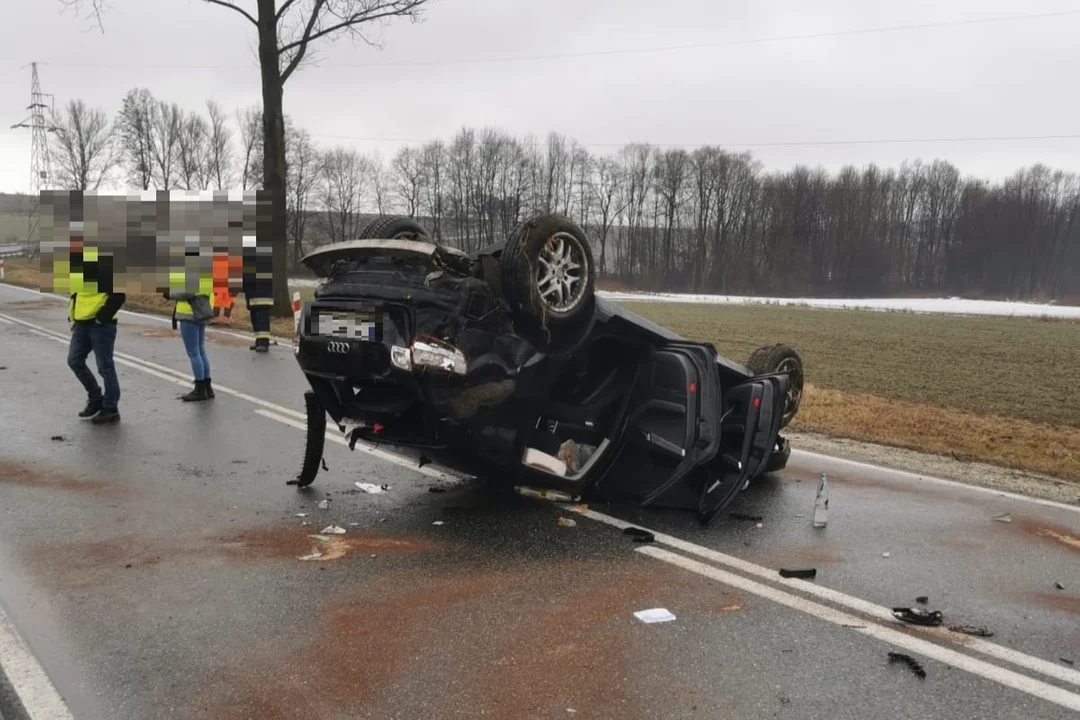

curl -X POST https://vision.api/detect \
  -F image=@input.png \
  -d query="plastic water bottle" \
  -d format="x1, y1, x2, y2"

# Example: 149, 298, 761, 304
813, 473, 829, 528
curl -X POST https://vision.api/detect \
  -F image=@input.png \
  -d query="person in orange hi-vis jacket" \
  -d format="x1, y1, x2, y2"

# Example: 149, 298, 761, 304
210, 249, 234, 325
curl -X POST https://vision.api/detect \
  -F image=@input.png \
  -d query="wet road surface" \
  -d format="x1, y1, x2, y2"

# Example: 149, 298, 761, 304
1, 282, 1078, 719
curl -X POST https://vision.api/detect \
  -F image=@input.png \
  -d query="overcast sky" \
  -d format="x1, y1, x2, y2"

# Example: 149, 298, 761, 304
2, 0, 1080, 194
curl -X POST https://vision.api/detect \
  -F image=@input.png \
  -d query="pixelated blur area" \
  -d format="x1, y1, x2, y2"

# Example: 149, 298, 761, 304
304, 306, 383, 341
38, 189, 275, 296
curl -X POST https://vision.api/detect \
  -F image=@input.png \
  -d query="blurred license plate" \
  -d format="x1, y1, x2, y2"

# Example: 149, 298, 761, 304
313, 310, 380, 341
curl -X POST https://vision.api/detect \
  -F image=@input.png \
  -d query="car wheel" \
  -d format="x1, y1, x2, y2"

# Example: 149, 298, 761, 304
358, 215, 430, 241
501, 214, 596, 352
746, 343, 804, 428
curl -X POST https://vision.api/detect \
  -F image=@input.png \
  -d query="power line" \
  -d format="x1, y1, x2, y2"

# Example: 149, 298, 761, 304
35, 9, 1080, 70
309, 132, 1080, 151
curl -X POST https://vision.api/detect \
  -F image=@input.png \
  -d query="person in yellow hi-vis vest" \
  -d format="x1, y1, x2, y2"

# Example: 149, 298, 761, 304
164, 258, 217, 402
66, 246, 127, 424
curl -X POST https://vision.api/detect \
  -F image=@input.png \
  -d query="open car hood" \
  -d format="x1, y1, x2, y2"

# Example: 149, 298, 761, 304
301, 238, 471, 279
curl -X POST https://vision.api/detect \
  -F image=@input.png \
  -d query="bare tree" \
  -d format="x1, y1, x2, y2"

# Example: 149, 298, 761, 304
176, 109, 211, 190
369, 150, 390, 214
321, 146, 370, 244
237, 106, 263, 190
61, 0, 437, 317
391, 146, 423, 216
206, 99, 235, 189
149, 100, 182, 190
48, 99, 123, 191
286, 122, 322, 263
115, 88, 156, 190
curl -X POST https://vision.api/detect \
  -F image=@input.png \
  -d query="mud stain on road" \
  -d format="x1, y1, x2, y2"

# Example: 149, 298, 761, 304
1014, 518, 1080, 555
197, 556, 736, 720
0, 459, 128, 497
139, 328, 251, 347
1023, 591, 1080, 616
218, 526, 443, 562
754, 543, 848, 567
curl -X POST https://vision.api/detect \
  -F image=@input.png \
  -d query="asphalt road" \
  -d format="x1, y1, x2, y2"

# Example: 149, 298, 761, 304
0, 281, 1078, 720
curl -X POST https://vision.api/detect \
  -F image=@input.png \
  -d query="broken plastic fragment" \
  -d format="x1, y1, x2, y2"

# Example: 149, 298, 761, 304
321, 525, 347, 535
295, 513, 308, 518
813, 473, 829, 528
514, 486, 577, 503
623, 527, 655, 543
50, 435, 64, 441
916, 596, 929, 605
1054, 581, 1065, 590
779, 567, 817, 579
949, 624, 994, 638
557, 517, 577, 528
633, 608, 676, 624
355, 482, 386, 494
297, 548, 323, 561
993, 513, 1012, 523
888, 651, 927, 679
432, 521, 445, 526
317, 499, 331, 509
309, 535, 331, 542
882, 552, 891, 558
891, 607, 944, 627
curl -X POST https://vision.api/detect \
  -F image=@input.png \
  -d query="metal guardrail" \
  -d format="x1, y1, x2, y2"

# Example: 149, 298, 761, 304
0, 245, 29, 258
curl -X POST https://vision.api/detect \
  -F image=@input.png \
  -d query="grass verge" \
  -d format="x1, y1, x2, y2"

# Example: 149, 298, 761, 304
4, 258, 1078, 483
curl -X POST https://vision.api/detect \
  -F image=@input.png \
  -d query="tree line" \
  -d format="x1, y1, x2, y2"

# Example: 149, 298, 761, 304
45, 90, 1080, 300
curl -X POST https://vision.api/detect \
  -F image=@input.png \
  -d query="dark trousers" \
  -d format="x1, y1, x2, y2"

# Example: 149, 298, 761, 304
250, 305, 271, 339
68, 321, 120, 409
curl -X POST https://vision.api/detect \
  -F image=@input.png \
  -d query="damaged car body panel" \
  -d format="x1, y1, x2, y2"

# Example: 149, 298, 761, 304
293, 214, 803, 524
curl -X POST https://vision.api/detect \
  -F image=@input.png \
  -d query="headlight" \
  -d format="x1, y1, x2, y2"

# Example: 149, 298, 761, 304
410, 337, 466, 375
390, 345, 412, 371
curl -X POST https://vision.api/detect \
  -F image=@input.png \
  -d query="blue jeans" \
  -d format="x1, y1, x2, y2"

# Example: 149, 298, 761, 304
179, 320, 210, 381
68, 321, 120, 409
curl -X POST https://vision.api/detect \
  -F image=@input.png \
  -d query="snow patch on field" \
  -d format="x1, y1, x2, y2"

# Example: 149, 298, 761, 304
291, 277, 1080, 319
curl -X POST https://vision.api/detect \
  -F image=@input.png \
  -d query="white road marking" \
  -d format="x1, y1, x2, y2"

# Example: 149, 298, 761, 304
577, 508, 1080, 688
0, 606, 75, 720
3, 299, 1079, 703
252, 408, 461, 482
792, 449, 1080, 514
638, 546, 1080, 714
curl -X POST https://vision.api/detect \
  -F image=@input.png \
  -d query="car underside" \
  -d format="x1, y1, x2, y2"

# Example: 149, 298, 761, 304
291, 214, 805, 524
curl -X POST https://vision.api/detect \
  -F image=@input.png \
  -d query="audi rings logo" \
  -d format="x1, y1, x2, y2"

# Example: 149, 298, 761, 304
326, 340, 352, 354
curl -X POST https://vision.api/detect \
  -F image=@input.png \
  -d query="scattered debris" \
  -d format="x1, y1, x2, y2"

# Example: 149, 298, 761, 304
779, 567, 817, 580
633, 608, 676, 624
301, 521, 311, 526
916, 596, 929, 605
949, 625, 994, 638
841, 624, 866, 629
813, 473, 829, 528
730, 512, 764, 522
320, 458, 329, 471
297, 548, 323, 561
755, 523, 764, 529
882, 552, 891, 558
557, 517, 577, 528
515, 486, 578, 503
892, 607, 944, 627
125, 563, 132, 569
888, 651, 927, 679
569, 504, 589, 514
349, 522, 361, 527
1055, 581, 1065, 590
433, 521, 445, 526
1060, 658, 1075, 666
309, 535, 331, 542
50, 435, 64, 442
355, 482, 387, 494
428, 486, 447, 493
557, 439, 597, 473
295, 513, 308, 518
320, 525, 347, 535
317, 499, 331, 510
623, 527, 655, 543
992, 513, 1012, 523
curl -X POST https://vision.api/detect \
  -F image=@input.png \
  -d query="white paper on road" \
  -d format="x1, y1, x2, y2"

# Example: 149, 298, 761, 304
321, 525, 347, 535
634, 608, 676, 624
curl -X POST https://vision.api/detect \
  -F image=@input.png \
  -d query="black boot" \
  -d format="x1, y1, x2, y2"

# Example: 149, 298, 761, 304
91, 407, 120, 424
204, 378, 215, 398
79, 397, 102, 419
180, 380, 210, 402
250, 337, 270, 353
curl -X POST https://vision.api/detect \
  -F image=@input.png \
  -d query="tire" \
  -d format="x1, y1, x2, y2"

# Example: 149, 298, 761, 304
289, 391, 326, 488
358, 215, 430, 241
746, 343, 804, 428
500, 214, 596, 353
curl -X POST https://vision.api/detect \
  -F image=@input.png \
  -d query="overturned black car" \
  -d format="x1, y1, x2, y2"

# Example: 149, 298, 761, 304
291, 214, 805, 524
